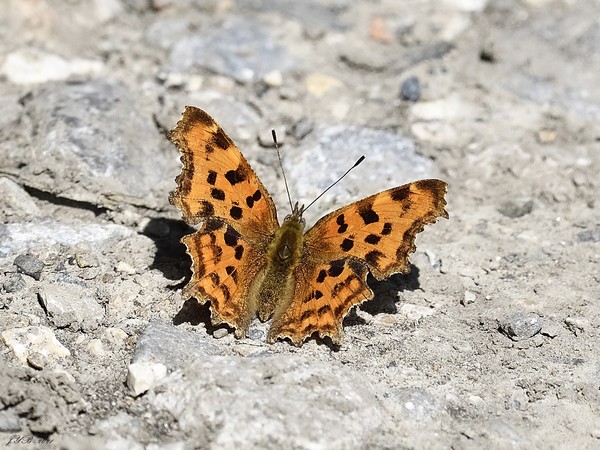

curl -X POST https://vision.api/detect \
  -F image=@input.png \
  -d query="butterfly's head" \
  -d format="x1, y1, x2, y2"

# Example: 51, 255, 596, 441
283, 202, 306, 230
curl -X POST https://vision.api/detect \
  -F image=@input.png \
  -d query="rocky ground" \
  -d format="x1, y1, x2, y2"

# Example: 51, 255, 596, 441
1, 0, 599, 449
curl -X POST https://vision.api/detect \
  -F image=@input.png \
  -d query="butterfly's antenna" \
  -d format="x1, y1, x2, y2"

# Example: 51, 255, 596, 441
272, 130, 294, 212
303, 155, 366, 213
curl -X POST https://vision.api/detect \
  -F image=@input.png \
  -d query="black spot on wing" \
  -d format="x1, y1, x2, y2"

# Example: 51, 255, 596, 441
230, 206, 243, 220
206, 170, 217, 185
234, 245, 244, 260
225, 165, 248, 185
213, 129, 230, 150
328, 261, 344, 277
341, 238, 354, 252
391, 186, 411, 202
224, 230, 238, 247
211, 188, 225, 200
336, 214, 348, 233
364, 234, 381, 245
316, 270, 327, 283
358, 203, 379, 224
381, 222, 392, 235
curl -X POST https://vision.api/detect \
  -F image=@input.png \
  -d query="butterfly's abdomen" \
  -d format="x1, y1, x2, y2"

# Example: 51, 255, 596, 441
253, 216, 305, 322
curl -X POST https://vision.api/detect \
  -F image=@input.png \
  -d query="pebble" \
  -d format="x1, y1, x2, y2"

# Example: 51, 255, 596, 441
498, 199, 534, 218
38, 282, 104, 331
577, 227, 600, 242
263, 69, 283, 87
462, 291, 477, 305
127, 362, 168, 396
0, 177, 41, 219
14, 254, 44, 280
1, 326, 71, 365
305, 73, 343, 97
3, 273, 26, 293
87, 339, 105, 356
213, 328, 229, 339
564, 317, 588, 336
167, 17, 293, 83
500, 312, 543, 341
0, 47, 103, 85
26, 352, 48, 370
116, 261, 137, 275
0, 409, 21, 432
400, 76, 421, 102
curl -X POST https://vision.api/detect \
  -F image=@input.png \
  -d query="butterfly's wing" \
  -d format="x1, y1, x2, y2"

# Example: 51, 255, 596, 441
182, 219, 263, 336
303, 179, 448, 280
169, 106, 278, 244
268, 258, 373, 345
169, 106, 279, 336
269, 179, 448, 344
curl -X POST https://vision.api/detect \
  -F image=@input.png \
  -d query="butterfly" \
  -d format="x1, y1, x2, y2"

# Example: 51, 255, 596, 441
169, 106, 448, 346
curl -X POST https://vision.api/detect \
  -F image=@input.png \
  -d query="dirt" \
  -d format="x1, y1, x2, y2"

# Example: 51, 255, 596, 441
0, 0, 599, 449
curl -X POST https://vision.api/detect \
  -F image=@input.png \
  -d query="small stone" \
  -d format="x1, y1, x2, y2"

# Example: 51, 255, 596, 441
213, 328, 229, 339
127, 362, 168, 396
537, 129, 557, 143
3, 273, 26, 293
74, 249, 99, 268
577, 227, 600, 243
87, 339, 105, 356
0, 47, 103, 85
400, 76, 421, 102
105, 327, 128, 345
564, 317, 588, 336
38, 282, 104, 331
462, 291, 476, 305
1, 326, 71, 365
292, 118, 314, 140
500, 312, 542, 341
498, 199, 534, 218
0, 177, 41, 219
305, 73, 343, 97
116, 261, 137, 274
14, 254, 44, 280
263, 70, 283, 87
0, 409, 21, 432
27, 352, 48, 370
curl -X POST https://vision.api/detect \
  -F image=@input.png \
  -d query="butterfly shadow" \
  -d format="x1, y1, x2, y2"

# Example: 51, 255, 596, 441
144, 218, 193, 284
345, 263, 422, 326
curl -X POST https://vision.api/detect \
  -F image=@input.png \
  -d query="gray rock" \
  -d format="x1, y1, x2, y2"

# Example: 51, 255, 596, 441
131, 321, 221, 371
0, 408, 21, 432
0, 177, 41, 220
5, 79, 171, 209
498, 199, 534, 218
577, 226, 600, 242
400, 76, 421, 102
0, 222, 133, 258
14, 254, 44, 280
385, 387, 438, 421
38, 282, 104, 331
3, 272, 26, 293
167, 17, 294, 83
284, 123, 437, 225
500, 312, 543, 341
149, 355, 382, 449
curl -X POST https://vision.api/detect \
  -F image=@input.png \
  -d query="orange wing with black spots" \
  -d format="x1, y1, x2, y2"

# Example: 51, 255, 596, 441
169, 106, 278, 245
303, 179, 448, 280
268, 258, 373, 345
182, 219, 265, 336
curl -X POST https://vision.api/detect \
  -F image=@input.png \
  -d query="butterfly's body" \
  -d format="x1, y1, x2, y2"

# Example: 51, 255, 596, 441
256, 212, 304, 323
170, 106, 448, 346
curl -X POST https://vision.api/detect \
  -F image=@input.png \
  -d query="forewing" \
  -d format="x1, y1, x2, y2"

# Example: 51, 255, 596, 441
169, 106, 278, 244
182, 219, 265, 337
268, 259, 373, 345
303, 179, 448, 280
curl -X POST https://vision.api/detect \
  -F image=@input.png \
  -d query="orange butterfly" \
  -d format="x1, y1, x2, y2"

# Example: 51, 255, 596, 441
169, 106, 448, 346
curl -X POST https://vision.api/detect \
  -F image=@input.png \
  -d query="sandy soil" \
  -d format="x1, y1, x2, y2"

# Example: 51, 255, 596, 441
0, 0, 599, 449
